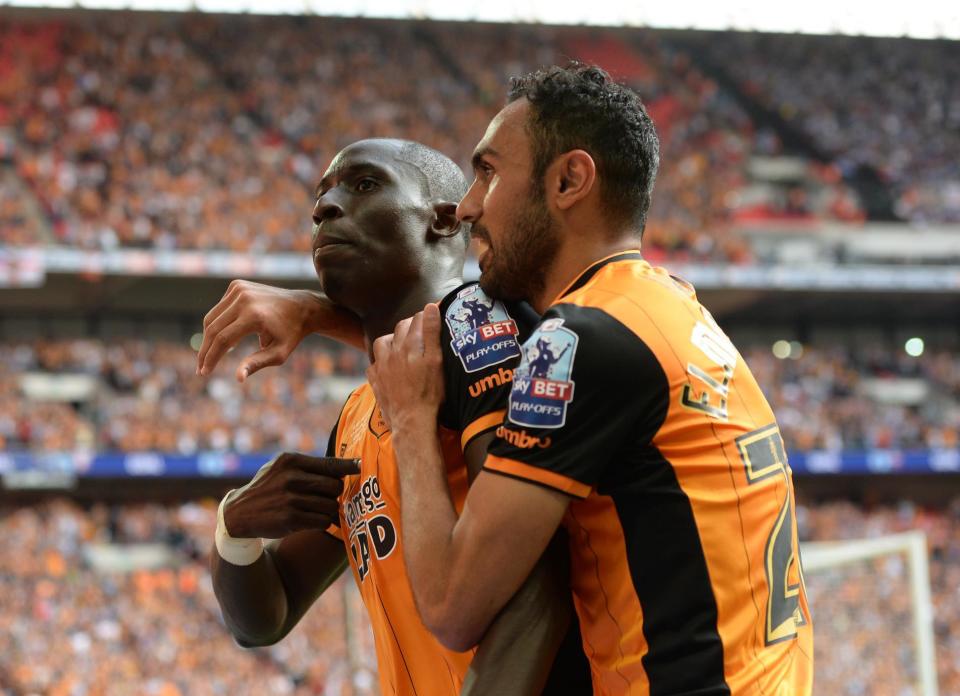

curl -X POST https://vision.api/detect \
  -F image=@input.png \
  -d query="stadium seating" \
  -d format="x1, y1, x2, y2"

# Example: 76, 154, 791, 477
1, 338, 364, 453
684, 32, 960, 223
0, 498, 956, 694
0, 14, 904, 261
2, 11, 958, 696
4, 338, 957, 453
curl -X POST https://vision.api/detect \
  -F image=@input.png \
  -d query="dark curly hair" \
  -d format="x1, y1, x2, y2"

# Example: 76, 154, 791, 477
507, 62, 660, 234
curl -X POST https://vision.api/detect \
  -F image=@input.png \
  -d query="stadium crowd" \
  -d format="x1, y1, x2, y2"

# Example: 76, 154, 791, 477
800, 498, 960, 695
693, 32, 960, 224
4, 338, 958, 454
0, 337, 364, 454
0, 498, 375, 696
0, 496, 955, 694
1, 12, 883, 263
744, 345, 960, 451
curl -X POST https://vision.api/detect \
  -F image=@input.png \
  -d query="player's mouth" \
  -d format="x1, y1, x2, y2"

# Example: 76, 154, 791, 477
471, 229, 492, 270
314, 235, 355, 258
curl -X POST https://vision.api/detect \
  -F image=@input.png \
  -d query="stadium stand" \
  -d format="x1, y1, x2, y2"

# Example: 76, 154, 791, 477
2, 8, 959, 695
3, 338, 958, 453
679, 32, 960, 224
1, 338, 363, 453
0, 498, 373, 696
0, 13, 891, 261
0, 498, 956, 694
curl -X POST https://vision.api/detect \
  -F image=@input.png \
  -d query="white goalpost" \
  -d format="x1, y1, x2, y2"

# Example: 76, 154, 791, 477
802, 531, 938, 696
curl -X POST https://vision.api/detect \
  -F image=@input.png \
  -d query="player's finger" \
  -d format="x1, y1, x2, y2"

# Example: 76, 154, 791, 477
197, 283, 246, 368
290, 475, 346, 498
290, 508, 339, 530
201, 282, 241, 331
236, 344, 289, 383
198, 299, 246, 374
393, 316, 413, 349
198, 318, 251, 377
371, 334, 393, 365
421, 303, 442, 362
407, 310, 425, 354
290, 454, 361, 478
199, 305, 231, 373
290, 492, 341, 513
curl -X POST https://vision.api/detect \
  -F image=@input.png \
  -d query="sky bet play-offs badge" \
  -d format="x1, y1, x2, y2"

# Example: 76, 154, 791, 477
445, 285, 522, 373
508, 318, 579, 429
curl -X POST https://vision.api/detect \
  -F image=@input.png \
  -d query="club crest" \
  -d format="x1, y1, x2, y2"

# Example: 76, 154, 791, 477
444, 285, 522, 373
508, 318, 578, 429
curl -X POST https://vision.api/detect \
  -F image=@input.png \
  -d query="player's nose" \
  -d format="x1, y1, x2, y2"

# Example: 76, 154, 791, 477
457, 181, 482, 224
313, 194, 344, 226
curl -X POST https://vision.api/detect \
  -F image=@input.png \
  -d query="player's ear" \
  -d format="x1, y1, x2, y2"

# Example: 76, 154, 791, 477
549, 149, 597, 212
429, 201, 462, 239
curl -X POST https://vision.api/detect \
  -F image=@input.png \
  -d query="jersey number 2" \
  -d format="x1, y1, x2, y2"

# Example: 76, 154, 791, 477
737, 424, 809, 645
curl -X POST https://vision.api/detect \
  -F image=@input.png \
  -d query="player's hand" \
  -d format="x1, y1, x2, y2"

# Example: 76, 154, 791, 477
198, 280, 357, 382
367, 303, 445, 434
222, 452, 360, 539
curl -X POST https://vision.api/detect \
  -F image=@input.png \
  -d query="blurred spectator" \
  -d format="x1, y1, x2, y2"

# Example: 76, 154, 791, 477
0, 499, 373, 695
745, 344, 960, 451
0, 497, 956, 693
7, 338, 960, 454
0, 12, 874, 263
692, 32, 960, 224
798, 498, 960, 695
1, 337, 364, 453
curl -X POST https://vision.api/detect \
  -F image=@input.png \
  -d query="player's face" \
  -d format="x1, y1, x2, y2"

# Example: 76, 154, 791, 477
458, 99, 561, 303
312, 141, 433, 312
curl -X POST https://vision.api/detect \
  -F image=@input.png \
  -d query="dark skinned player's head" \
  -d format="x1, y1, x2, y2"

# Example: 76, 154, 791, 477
458, 63, 660, 303
312, 139, 468, 318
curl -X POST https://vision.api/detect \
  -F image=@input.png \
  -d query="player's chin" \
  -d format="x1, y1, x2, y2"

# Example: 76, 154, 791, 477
477, 267, 515, 302
316, 269, 354, 306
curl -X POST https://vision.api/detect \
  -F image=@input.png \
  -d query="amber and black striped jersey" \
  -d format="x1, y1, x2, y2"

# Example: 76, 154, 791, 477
325, 282, 589, 696
437, 282, 541, 449
486, 252, 814, 696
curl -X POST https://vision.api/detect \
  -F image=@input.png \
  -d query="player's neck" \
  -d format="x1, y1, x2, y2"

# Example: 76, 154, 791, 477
362, 275, 463, 359
531, 231, 641, 314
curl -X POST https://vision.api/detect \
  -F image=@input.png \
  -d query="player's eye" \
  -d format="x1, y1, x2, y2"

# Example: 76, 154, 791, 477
355, 178, 379, 193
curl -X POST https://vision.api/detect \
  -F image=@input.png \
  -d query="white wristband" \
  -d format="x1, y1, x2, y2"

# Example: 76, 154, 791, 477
215, 490, 264, 566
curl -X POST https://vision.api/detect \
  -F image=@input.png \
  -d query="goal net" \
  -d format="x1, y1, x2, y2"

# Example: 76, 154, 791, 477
802, 531, 938, 696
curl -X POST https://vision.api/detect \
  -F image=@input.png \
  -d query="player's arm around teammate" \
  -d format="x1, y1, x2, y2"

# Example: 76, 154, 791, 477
369, 307, 572, 651
200, 281, 589, 693
210, 452, 358, 646
456, 429, 576, 695
197, 279, 364, 382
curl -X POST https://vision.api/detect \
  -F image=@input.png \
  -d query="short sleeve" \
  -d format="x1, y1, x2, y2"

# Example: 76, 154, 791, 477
324, 398, 350, 538
437, 284, 536, 451
485, 304, 669, 498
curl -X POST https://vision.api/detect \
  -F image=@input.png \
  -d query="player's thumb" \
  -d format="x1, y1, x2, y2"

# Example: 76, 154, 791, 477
236, 346, 288, 383
319, 457, 361, 477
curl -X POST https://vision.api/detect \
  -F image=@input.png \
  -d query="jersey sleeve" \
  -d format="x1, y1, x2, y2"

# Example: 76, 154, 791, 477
323, 397, 350, 539
485, 303, 670, 498
436, 284, 536, 452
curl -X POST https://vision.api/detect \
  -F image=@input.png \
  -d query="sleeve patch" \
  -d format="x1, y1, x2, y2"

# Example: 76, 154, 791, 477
444, 285, 522, 373
508, 317, 579, 429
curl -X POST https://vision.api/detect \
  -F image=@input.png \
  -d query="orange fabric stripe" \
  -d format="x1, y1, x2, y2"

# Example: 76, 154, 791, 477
566, 497, 650, 694
560, 259, 813, 693
551, 249, 643, 304
460, 410, 505, 450
485, 454, 592, 498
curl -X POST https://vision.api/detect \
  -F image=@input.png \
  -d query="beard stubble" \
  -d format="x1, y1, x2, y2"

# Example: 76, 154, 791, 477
476, 183, 562, 304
